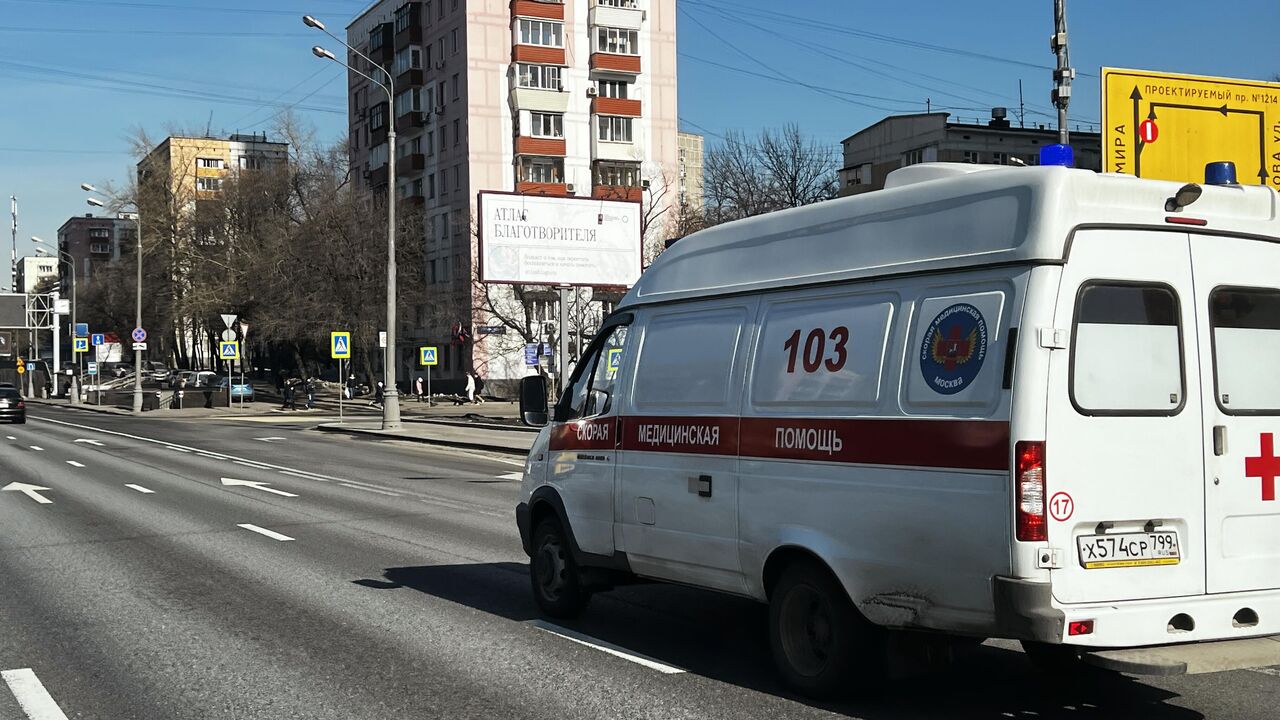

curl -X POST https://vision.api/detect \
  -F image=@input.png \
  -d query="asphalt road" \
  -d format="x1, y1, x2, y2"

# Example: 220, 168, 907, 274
0, 405, 1276, 719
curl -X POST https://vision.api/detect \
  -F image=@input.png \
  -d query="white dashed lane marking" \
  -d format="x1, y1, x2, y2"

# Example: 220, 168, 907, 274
65, 461, 84, 468
125, 484, 154, 494
237, 524, 294, 542
339, 483, 401, 497
28, 446, 42, 452
2, 667, 70, 720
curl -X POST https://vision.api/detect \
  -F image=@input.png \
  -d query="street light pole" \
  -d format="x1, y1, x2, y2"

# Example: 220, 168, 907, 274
85, 186, 144, 415
306, 14, 401, 430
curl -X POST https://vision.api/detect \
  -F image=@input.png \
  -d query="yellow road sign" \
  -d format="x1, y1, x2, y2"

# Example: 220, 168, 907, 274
219, 341, 240, 360
1102, 67, 1280, 187
331, 332, 351, 359
16, 358, 25, 375
73, 337, 89, 353
419, 346, 438, 366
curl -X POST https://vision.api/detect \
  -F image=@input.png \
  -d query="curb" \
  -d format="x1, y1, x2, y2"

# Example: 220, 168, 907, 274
314, 423, 531, 456
404, 417, 538, 434
24, 400, 131, 416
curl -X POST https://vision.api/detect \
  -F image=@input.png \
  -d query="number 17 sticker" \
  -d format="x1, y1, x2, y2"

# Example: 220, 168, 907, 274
1049, 492, 1074, 522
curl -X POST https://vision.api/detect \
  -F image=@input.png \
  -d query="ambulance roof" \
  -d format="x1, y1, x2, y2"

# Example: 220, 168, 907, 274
621, 164, 1279, 309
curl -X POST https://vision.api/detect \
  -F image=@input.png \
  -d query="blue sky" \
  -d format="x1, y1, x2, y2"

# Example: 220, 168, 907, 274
1, 0, 1277, 264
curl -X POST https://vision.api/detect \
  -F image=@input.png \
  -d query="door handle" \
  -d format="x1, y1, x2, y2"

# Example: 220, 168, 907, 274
1213, 425, 1227, 456
688, 474, 712, 498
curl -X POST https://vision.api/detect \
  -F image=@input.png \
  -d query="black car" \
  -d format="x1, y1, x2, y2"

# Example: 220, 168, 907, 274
0, 387, 25, 423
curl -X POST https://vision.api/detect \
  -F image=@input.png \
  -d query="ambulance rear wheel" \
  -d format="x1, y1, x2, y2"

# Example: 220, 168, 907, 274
769, 561, 883, 698
530, 517, 591, 618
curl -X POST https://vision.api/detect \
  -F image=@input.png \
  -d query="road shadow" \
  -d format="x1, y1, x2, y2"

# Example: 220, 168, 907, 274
355, 562, 1204, 720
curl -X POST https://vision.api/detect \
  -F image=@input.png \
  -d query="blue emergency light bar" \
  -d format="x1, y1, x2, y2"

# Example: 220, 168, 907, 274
1204, 161, 1238, 186
1039, 144, 1074, 168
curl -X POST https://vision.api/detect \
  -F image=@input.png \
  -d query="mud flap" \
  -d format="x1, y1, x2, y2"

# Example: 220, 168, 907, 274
1082, 635, 1280, 676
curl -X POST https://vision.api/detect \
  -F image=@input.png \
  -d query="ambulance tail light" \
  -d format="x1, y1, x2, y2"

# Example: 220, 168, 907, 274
1068, 620, 1094, 637
1015, 441, 1047, 542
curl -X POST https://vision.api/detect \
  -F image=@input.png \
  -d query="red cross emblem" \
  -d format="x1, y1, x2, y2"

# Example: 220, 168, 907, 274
1245, 432, 1280, 502
931, 325, 978, 372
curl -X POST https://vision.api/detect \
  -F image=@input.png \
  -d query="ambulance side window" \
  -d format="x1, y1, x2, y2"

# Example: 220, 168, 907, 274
1071, 282, 1184, 415
1210, 287, 1280, 414
563, 326, 629, 420
633, 307, 745, 409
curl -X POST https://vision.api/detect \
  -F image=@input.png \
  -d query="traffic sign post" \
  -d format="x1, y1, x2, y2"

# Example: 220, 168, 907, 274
1102, 67, 1280, 186
131, 327, 147, 343
90, 333, 105, 347
73, 337, 89, 353
331, 332, 351, 422
219, 341, 239, 408
74, 323, 88, 338
419, 347, 438, 406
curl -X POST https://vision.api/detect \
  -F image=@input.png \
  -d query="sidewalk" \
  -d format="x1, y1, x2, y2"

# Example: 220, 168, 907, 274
25, 396, 280, 419
316, 418, 535, 456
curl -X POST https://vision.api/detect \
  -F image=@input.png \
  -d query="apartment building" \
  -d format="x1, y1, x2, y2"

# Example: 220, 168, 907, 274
839, 109, 1101, 196
138, 133, 289, 199
55, 214, 137, 284
345, 0, 678, 391
676, 130, 703, 211
15, 256, 58, 294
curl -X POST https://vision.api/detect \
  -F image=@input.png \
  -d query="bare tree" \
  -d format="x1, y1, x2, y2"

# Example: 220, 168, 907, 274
703, 124, 838, 226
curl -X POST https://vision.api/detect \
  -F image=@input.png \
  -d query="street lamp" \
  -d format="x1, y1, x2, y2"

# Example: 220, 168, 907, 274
84, 185, 144, 415
305, 14, 401, 429
32, 236, 76, 403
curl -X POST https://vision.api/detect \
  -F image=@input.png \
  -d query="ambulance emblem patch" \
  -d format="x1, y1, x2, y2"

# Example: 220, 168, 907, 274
920, 303, 988, 395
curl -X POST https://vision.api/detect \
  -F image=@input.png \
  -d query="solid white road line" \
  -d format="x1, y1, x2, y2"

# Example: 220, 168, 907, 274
234, 460, 270, 470
125, 484, 155, 494
528, 620, 685, 674
1, 668, 70, 720
65, 461, 85, 468
254, 437, 285, 442
498, 472, 524, 481
279, 470, 329, 482
220, 478, 298, 498
72, 438, 104, 447
167, 446, 191, 453
28, 446, 42, 452
339, 483, 401, 497
237, 523, 294, 542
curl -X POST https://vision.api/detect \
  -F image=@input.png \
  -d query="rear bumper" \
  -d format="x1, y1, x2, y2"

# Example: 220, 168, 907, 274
0, 408, 24, 420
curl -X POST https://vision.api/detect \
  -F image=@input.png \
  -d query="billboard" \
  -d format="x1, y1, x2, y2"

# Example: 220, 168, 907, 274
0, 294, 25, 328
478, 192, 642, 287
1102, 67, 1280, 187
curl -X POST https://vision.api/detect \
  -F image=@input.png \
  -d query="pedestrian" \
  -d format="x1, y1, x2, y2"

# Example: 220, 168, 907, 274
281, 377, 294, 410
415, 376, 424, 402
345, 374, 355, 400
372, 381, 384, 407
305, 376, 316, 410
472, 372, 486, 405
464, 372, 476, 404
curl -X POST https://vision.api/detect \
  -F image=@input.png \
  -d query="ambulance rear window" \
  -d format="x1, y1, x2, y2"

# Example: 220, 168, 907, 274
1210, 287, 1280, 414
1071, 282, 1184, 416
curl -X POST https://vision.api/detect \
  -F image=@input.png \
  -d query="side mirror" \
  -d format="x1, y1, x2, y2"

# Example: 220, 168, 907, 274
519, 374, 549, 427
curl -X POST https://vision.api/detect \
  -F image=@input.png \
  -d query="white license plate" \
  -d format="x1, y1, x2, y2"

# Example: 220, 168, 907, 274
0, 400, 7, 408
1077, 531, 1180, 569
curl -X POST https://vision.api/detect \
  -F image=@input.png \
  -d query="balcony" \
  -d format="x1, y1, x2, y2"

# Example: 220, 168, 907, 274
516, 181, 568, 196
514, 136, 567, 157
368, 164, 389, 188
395, 110, 428, 133
511, 0, 564, 20
512, 45, 566, 65
590, 52, 641, 74
405, 153, 426, 172
591, 97, 641, 117
592, 185, 642, 202
394, 3, 423, 48
397, 67, 425, 87
510, 86, 569, 114
369, 24, 394, 65
588, 1, 643, 31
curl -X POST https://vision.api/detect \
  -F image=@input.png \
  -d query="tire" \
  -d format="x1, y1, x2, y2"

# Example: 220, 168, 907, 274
530, 517, 591, 618
14, 417, 25, 424
769, 561, 883, 699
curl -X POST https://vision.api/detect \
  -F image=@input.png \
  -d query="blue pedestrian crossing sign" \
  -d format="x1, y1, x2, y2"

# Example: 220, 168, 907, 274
219, 341, 240, 360
419, 346, 438, 366
91, 333, 105, 347
330, 332, 351, 359
73, 337, 89, 353
607, 347, 623, 375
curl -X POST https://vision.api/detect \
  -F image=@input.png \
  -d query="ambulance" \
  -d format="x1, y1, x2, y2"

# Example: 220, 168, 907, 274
514, 159, 1280, 696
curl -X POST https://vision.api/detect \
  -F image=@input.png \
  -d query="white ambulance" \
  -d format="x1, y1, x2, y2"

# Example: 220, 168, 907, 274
514, 160, 1280, 696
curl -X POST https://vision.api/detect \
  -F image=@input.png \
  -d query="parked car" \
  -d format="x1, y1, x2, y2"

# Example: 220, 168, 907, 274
0, 387, 25, 423
194, 371, 219, 388
215, 376, 254, 402
141, 361, 171, 383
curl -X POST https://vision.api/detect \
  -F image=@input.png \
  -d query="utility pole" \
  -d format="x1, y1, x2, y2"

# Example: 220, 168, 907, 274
1051, 0, 1075, 146
9, 196, 16, 293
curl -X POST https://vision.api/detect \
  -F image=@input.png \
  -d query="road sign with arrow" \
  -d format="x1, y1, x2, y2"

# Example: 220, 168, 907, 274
1102, 67, 1279, 187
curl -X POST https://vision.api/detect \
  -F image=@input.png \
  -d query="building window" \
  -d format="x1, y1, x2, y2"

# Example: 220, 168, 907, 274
89, 242, 111, 254
517, 63, 561, 90
520, 157, 564, 183
902, 148, 924, 166
355, 87, 367, 113
395, 3, 413, 33
394, 88, 422, 117
239, 155, 263, 170
597, 116, 633, 143
370, 104, 386, 131
596, 27, 639, 55
429, 173, 436, 199
369, 143, 389, 169
990, 152, 1009, 165
196, 177, 222, 192
197, 157, 224, 169
453, 119, 461, 145
394, 46, 422, 76
597, 0, 638, 6
427, 130, 435, 155
597, 79, 628, 99
963, 150, 981, 163
594, 161, 640, 187
451, 28, 458, 54
530, 112, 564, 138
452, 73, 460, 100
440, 125, 447, 151
370, 26, 385, 51
518, 18, 564, 48
88, 228, 109, 238
440, 167, 448, 194
452, 165, 460, 191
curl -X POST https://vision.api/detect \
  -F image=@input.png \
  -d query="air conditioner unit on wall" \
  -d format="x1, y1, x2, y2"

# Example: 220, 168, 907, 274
585, 87, 598, 97
566, 183, 576, 193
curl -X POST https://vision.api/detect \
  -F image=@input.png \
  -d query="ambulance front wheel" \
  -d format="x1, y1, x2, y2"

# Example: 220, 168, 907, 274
769, 561, 884, 698
530, 517, 591, 618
